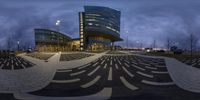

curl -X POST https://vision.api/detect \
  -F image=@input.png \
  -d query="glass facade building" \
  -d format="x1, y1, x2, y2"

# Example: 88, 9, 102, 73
79, 6, 122, 51
34, 29, 72, 52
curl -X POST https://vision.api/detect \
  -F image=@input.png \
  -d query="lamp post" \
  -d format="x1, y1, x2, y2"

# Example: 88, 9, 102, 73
126, 31, 129, 49
136, 41, 139, 49
17, 40, 20, 51
56, 20, 60, 52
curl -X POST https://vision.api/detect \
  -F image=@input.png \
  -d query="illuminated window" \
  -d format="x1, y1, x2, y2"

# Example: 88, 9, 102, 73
106, 26, 111, 29
81, 39, 83, 42
80, 32, 83, 34
88, 23, 93, 25
80, 35, 83, 38
81, 43, 83, 46
80, 14, 83, 21
108, 23, 112, 26
86, 14, 100, 16
86, 19, 96, 21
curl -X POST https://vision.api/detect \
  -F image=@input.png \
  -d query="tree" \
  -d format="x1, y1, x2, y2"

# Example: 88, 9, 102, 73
153, 39, 156, 51
165, 37, 171, 51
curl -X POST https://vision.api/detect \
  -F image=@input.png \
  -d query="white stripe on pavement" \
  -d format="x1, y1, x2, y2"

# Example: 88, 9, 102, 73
70, 70, 86, 76
81, 75, 101, 88
57, 69, 72, 72
137, 71, 153, 78
88, 65, 101, 76
145, 66, 157, 70
78, 63, 90, 69
14, 88, 112, 100
151, 71, 168, 74
104, 63, 107, 69
118, 60, 122, 65
132, 64, 146, 71
120, 76, 139, 91
155, 65, 166, 68
124, 63, 130, 67
51, 78, 80, 83
93, 62, 99, 66
141, 80, 174, 86
110, 60, 112, 65
122, 67, 134, 77
108, 67, 112, 80
115, 64, 119, 70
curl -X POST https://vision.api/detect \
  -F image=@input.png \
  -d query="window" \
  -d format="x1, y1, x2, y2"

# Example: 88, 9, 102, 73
88, 23, 93, 25
86, 19, 96, 21
86, 14, 100, 16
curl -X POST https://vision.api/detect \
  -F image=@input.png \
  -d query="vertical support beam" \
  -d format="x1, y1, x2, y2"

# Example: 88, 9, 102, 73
79, 12, 85, 51
111, 42, 115, 51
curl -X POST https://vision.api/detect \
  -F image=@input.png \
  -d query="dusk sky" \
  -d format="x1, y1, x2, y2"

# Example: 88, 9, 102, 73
1, 0, 200, 50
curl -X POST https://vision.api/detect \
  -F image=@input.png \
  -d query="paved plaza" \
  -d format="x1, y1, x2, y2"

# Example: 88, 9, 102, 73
60, 53, 94, 61
26, 52, 54, 60
180, 57, 200, 68
106, 51, 126, 54
0, 56, 35, 70
0, 51, 200, 100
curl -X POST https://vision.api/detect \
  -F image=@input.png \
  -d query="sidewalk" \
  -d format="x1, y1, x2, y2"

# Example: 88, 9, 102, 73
0, 52, 106, 93
57, 51, 107, 69
135, 54, 200, 93
0, 53, 60, 93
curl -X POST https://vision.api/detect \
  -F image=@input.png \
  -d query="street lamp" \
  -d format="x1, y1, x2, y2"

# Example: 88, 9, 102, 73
126, 31, 129, 49
136, 41, 139, 49
56, 20, 61, 52
56, 20, 60, 27
17, 40, 20, 51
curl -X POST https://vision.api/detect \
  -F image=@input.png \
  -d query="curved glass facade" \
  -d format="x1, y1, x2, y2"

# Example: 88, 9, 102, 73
84, 6, 121, 40
79, 6, 122, 51
35, 29, 71, 44
34, 29, 72, 52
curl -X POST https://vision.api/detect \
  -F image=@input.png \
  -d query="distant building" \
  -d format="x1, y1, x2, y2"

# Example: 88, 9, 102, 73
79, 6, 123, 51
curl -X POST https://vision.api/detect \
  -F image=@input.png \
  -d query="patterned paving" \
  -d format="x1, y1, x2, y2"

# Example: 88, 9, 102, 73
0, 56, 35, 70
106, 51, 126, 54
60, 53, 94, 61
24, 55, 200, 100
0, 93, 17, 100
26, 53, 54, 60
180, 57, 200, 68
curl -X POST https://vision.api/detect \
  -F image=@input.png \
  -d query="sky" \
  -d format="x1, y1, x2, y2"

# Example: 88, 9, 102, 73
0, 0, 200, 50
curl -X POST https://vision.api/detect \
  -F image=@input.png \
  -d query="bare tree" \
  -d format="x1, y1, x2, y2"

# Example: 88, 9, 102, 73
153, 39, 156, 51
166, 37, 170, 51
7, 34, 11, 51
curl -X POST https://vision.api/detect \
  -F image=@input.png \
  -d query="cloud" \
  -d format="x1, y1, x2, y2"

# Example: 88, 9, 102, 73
0, 0, 200, 50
